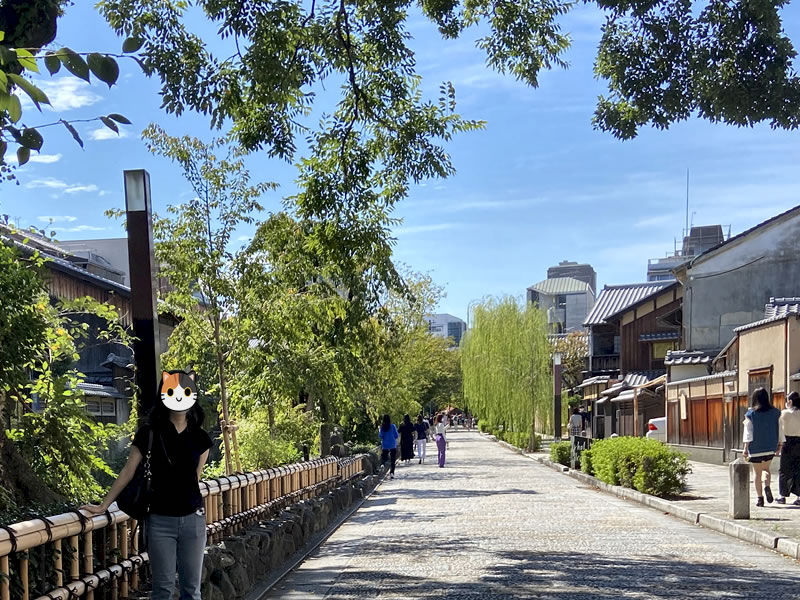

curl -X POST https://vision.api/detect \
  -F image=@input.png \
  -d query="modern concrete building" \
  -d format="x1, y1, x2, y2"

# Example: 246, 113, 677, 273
547, 261, 596, 294
647, 225, 727, 282
527, 277, 595, 334
424, 313, 467, 346
675, 206, 800, 353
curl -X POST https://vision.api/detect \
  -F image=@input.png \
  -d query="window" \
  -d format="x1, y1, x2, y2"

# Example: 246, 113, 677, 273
652, 341, 674, 359
556, 295, 567, 309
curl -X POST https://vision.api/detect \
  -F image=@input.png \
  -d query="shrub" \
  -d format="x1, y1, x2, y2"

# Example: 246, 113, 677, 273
580, 448, 593, 475
588, 437, 689, 497
550, 441, 571, 466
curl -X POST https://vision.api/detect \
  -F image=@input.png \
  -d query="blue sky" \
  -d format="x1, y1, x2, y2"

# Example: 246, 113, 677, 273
2, 3, 800, 322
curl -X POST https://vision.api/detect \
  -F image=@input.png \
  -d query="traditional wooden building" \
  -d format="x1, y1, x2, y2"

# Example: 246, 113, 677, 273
666, 298, 800, 463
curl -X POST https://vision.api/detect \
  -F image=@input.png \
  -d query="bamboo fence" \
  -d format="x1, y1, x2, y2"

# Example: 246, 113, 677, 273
0, 454, 368, 600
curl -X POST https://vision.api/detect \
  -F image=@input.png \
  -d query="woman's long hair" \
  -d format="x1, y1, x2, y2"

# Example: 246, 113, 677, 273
403, 414, 412, 427
381, 414, 391, 433
788, 391, 800, 410
751, 387, 772, 412
148, 375, 206, 429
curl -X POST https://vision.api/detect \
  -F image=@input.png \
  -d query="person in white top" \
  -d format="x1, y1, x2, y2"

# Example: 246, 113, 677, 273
568, 407, 583, 438
777, 392, 800, 504
434, 414, 447, 468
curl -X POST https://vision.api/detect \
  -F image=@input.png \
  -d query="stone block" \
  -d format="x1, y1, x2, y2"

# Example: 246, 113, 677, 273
752, 530, 779, 550
201, 582, 224, 600
776, 537, 800, 559
211, 569, 236, 599
729, 459, 750, 519
228, 563, 250, 597
668, 505, 701, 524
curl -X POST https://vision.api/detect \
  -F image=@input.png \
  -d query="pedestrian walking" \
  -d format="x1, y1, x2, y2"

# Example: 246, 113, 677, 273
82, 371, 212, 600
414, 415, 430, 464
399, 414, 416, 464
777, 391, 800, 504
743, 387, 782, 507
434, 414, 447, 467
379, 414, 399, 479
568, 407, 583, 437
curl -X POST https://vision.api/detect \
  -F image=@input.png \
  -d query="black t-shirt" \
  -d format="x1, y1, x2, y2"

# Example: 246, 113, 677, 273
414, 422, 429, 439
132, 422, 212, 517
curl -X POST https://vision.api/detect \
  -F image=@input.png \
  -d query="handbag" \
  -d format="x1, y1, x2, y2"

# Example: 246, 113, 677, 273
116, 429, 154, 520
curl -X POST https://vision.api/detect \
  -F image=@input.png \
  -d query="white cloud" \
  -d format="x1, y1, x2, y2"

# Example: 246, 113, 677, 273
64, 184, 99, 194
6, 153, 63, 165
37, 215, 77, 223
25, 178, 102, 194
26, 177, 68, 189
89, 127, 129, 141
56, 225, 106, 233
19, 78, 102, 112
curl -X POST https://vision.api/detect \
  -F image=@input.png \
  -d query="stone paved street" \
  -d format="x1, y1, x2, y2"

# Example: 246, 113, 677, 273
266, 432, 800, 599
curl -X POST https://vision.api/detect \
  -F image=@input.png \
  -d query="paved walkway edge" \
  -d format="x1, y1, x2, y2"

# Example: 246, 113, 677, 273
481, 433, 800, 562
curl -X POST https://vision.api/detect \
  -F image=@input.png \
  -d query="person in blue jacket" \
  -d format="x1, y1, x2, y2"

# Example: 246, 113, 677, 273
379, 414, 399, 480
744, 387, 782, 507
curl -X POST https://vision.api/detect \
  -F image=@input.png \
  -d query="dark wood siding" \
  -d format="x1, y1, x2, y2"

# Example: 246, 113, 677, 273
619, 294, 682, 373
44, 268, 131, 326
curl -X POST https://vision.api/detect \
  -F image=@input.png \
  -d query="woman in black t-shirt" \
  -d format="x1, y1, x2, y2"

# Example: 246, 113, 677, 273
82, 371, 212, 600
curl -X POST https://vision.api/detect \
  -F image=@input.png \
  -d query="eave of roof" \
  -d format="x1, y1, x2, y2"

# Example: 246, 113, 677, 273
734, 313, 800, 333
528, 276, 591, 296
584, 282, 673, 327
666, 370, 737, 386
688, 204, 800, 268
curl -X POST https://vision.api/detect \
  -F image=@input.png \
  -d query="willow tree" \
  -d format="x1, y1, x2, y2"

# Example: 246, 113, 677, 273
461, 297, 551, 450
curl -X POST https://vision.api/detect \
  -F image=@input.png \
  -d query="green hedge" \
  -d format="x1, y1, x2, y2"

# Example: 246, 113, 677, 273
550, 441, 571, 466
587, 437, 689, 497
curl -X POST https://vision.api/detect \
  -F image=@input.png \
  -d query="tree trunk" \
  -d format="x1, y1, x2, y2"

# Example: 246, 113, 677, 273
319, 396, 331, 457
216, 346, 234, 475
268, 402, 276, 436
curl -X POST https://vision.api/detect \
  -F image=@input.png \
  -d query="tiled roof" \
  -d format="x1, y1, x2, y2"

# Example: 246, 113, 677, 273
577, 375, 612, 388
528, 276, 590, 296
640, 332, 681, 342
734, 314, 799, 333
666, 370, 737, 386
77, 382, 127, 399
100, 353, 133, 370
584, 282, 672, 326
601, 371, 664, 396
765, 297, 800, 319
665, 350, 712, 366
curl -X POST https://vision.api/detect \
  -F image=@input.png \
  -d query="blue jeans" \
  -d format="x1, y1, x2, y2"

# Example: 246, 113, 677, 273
148, 511, 206, 600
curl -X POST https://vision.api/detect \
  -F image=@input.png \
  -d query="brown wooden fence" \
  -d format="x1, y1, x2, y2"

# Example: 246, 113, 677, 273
0, 454, 369, 600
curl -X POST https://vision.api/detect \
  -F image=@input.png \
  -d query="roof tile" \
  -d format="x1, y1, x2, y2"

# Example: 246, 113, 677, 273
584, 282, 672, 326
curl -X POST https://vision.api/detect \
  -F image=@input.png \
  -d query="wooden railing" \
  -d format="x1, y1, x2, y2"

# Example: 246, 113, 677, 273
0, 454, 369, 600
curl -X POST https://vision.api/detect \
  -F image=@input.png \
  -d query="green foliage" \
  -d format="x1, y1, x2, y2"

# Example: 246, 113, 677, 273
580, 448, 593, 475
0, 20, 134, 180
588, 437, 690, 497
233, 407, 303, 471
550, 441, 571, 467
461, 297, 552, 450
552, 332, 588, 392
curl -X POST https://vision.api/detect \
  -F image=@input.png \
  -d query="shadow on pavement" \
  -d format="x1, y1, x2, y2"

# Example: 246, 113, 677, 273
308, 549, 800, 599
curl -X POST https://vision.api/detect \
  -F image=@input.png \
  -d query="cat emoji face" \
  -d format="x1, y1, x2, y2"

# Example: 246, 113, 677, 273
160, 370, 197, 412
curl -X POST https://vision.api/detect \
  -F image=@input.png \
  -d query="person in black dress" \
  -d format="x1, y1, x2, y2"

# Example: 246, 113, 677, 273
398, 414, 416, 464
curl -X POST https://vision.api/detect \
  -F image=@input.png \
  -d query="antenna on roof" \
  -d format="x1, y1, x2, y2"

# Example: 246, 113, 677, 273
685, 168, 689, 238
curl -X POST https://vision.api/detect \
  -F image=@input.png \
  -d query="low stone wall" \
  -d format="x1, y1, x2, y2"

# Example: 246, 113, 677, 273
200, 470, 382, 599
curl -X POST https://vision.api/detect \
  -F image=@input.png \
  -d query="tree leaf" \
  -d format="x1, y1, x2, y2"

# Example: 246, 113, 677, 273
58, 48, 90, 82
13, 48, 38, 73
16, 146, 30, 166
7, 94, 22, 123
88, 54, 119, 88
20, 128, 44, 151
44, 52, 61, 75
0, 31, 5, 42
7, 74, 50, 110
122, 36, 145, 53
107, 113, 132, 125
0, 71, 7, 93
100, 116, 119, 134
60, 119, 84, 149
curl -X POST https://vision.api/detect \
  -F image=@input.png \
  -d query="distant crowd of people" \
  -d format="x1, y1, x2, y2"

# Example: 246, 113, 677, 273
378, 412, 475, 478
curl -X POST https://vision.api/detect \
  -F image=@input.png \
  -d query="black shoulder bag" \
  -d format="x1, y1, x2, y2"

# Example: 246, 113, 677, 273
117, 429, 154, 520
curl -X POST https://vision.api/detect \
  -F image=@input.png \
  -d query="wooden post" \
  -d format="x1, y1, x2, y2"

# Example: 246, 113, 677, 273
68, 535, 79, 583
0, 555, 9, 600
20, 552, 29, 600
633, 388, 640, 437
119, 524, 128, 599
124, 169, 161, 419
53, 538, 63, 588
83, 531, 94, 600
109, 527, 118, 600
129, 522, 138, 590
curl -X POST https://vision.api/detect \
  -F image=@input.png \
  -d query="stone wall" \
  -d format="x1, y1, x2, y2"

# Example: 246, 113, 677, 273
200, 466, 381, 600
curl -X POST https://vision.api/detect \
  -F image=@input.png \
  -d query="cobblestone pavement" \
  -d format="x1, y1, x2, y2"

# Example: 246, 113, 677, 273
266, 432, 800, 599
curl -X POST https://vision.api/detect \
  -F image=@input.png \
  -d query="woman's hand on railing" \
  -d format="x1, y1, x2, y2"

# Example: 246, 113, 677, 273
79, 502, 109, 515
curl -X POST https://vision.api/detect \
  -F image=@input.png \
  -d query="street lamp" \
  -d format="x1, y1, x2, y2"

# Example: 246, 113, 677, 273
553, 351, 563, 441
